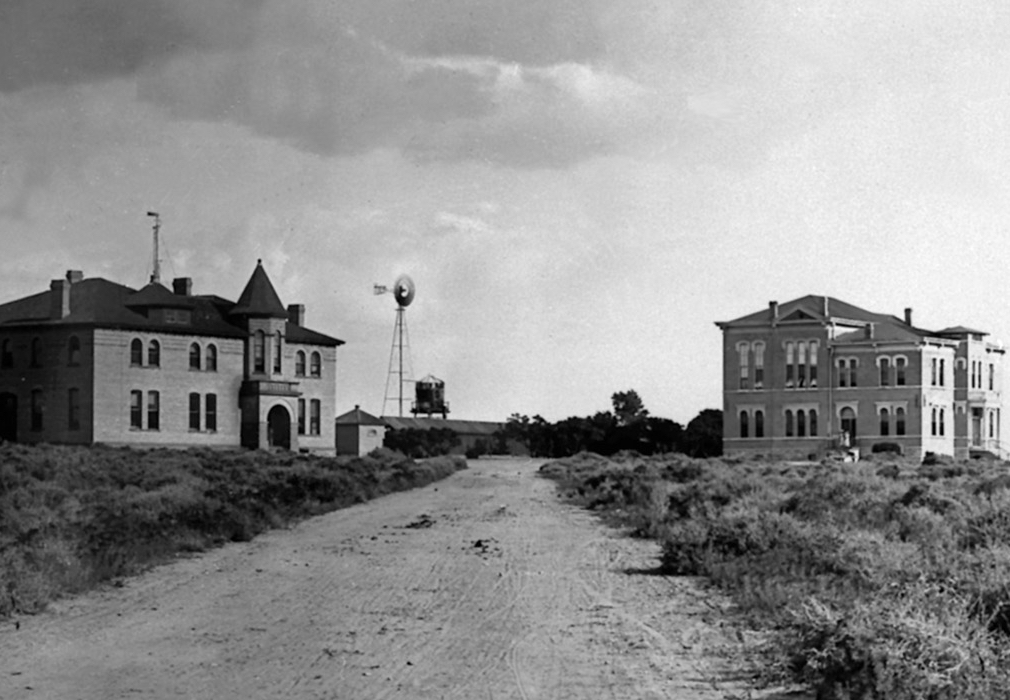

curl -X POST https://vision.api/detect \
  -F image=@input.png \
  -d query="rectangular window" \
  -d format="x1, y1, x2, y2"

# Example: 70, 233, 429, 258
0, 339, 13, 368
785, 343, 794, 388
273, 333, 283, 374
130, 390, 143, 428
147, 391, 160, 431
896, 409, 906, 436
808, 342, 818, 388
30, 389, 43, 431
939, 359, 945, 387
879, 358, 890, 387
990, 364, 995, 391
896, 358, 906, 386
931, 358, 938, 386
189, 392, 201, 431
205, 394, 217, 432
297, 398, 306, 435
68, 388, 80, 431
310, 399, 320, 436
837, 359, 848, 388
880, 409, 889, 437
254, 331, 265, 373
797, 343, 807, 388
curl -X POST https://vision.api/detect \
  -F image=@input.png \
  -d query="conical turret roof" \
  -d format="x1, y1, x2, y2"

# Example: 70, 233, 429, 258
230, 260, 288, 318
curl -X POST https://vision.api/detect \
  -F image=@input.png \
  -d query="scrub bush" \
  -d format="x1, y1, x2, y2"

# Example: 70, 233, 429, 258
0, 444, 465, 616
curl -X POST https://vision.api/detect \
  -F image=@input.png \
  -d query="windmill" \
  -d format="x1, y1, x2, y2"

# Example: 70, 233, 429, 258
374, 275, 416, 417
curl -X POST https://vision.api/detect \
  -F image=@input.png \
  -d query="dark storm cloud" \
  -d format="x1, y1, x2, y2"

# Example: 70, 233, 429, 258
0, 0, 262, 92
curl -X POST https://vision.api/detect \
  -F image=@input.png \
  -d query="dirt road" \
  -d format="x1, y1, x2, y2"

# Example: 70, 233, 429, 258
0, 458, 756, 699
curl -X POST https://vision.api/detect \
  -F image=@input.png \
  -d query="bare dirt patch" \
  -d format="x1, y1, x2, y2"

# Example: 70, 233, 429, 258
0, 457, 762, 699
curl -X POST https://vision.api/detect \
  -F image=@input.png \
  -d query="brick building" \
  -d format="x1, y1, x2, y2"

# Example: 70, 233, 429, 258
716, 296, 1005, 461
0, 261, 343, 453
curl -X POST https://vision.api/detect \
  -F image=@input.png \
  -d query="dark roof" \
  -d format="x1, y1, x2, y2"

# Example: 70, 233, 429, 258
0, 267, 344, 346
126, 282, 196, 309
335, 406, 386, 426
382, 416, 503, 436
935, 325, 989, 337
716, 295, 902, 328
230, 260, 288, 318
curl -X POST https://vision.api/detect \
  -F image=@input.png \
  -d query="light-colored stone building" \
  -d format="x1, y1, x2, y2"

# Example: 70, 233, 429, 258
716, 296, 1004, 461
0, 262, 343, 453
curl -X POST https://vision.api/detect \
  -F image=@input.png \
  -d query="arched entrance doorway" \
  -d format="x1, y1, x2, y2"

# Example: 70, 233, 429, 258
839, 407, 857, 446
0, 393, 16, 442
267, 405, 291, 449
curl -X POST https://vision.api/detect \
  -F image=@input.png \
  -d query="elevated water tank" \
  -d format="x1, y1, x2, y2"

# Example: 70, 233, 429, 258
412, 374, 449, 418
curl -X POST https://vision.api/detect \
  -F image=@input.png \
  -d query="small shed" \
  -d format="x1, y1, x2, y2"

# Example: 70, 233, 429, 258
335, 405, 387, 456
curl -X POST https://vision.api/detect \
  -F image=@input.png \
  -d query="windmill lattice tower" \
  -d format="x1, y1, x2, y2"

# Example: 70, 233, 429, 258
374, 275, 416, 417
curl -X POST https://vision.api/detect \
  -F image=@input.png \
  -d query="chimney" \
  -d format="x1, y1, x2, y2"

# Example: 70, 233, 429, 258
288, 304, 305, 327
769, 300, 779, 324
823, 296, 829, 317
50, 279, 70, 319
66, 270, 83, 284
172, 277, 192, 296
904, 307, 913, 326
864, 323, 875, 340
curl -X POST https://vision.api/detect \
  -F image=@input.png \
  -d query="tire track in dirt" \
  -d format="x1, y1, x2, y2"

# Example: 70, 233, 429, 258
0, 458, 757, 699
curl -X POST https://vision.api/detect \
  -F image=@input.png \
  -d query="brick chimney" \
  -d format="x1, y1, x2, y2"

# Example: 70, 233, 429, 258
288, 304, 305, 327
864, 323, 875, 340
769, 300, 779, 324
50, 279, 70, 319
173, 277, 193, 296
904, 307, 913, 326
66, 270, 83, 284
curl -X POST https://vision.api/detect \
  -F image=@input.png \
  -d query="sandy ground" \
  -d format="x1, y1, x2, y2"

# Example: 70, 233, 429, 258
0, 457, 768, 699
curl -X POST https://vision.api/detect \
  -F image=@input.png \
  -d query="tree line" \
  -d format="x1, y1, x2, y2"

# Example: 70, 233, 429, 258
494, 390, 722, 459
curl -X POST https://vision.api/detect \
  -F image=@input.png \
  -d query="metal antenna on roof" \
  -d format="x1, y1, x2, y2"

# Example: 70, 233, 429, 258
147, 212, 161, 285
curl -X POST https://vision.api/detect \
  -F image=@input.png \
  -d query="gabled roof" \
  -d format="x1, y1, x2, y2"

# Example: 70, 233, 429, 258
230, 260, 288, 318
126, 282, 196, 309
335, 406, 386, 426
716, 295, 900, 329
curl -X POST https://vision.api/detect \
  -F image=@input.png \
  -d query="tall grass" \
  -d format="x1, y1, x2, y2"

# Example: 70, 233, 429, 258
0, 443, 465, 616
540, 452, 1010, 699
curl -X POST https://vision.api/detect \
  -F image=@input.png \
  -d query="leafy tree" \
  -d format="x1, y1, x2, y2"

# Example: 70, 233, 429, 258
682, 409, 723, 458
612, 390, 649, 426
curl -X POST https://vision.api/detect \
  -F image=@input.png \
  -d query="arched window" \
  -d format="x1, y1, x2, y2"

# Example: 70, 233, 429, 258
739, 410, 749, 438
130, 338, 143, 366
895, 357, 906, 386
253, 331, 265, 373
148, 339, 160, 367
939, 359, 945, 387
785, 409, 794, 437
879, 357, 890, 387
840, 407, 857, 439
205, 344, 217, 372
30, 337, 42, 368
939, 407, 945, 436
837, 358, 848, 388
880, 408, 890, 437
797, 409, 806, 437
753, 342, 765, 389
0, 338, 12, 368
68, 336, 81, 366
189, 342, 201, 370
809, 409, 818, 437
754, 410, 764, 438
295, 350, 306, 377
273, 332, 283, 374
310, 351, 321, 378
896, 407, 906, 436
931, 407, 938, 436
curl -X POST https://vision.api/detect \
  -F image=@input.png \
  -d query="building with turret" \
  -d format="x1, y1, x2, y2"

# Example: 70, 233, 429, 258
0, 261, 342, 453
715, 296, 1004, 461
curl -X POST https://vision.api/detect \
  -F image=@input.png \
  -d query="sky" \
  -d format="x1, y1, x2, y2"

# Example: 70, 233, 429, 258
3, 1, 1010, 425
